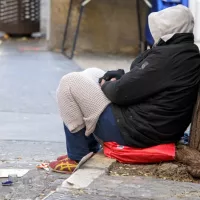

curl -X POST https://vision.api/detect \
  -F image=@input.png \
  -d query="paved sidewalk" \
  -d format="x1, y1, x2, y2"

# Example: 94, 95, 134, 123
74, 53, 133, 72
43, 152, 200, 200
45, 160, 200, 200
0, 40, 79, 200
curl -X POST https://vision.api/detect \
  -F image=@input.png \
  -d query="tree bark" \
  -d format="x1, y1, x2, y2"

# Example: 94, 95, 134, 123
189, 89, 200, 151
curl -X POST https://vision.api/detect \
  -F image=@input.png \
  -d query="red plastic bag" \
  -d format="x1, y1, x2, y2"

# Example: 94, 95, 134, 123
103, 142, 175, 164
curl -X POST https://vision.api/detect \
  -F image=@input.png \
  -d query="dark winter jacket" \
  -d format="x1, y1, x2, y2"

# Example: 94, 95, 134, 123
101, 33, 200, 148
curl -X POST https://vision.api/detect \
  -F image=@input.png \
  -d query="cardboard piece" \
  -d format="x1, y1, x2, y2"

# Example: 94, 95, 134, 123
0, 169, 29, 178
73, 152, 94, 173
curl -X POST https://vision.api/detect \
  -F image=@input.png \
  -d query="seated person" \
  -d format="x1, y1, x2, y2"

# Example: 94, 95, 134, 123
50, 5, 200, 173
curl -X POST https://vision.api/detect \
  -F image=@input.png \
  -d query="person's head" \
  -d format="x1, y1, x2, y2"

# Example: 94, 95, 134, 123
148, 5, 194, 44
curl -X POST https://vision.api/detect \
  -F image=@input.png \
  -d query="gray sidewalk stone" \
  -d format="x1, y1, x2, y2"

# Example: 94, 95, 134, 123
62, 168, 104, 189
45, 175, 200, 200
81, 151, 116, 170
45, 150, 200, 200
56, 151, 115, 190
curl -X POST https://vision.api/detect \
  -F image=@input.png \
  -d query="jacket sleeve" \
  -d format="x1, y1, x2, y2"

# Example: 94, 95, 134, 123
101, 52, 169, 106
130, 49, 150, 70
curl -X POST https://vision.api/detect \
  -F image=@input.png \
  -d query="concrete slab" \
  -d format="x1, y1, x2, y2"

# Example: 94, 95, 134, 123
0, 41, 80, 142
59, 168, 104, 189
55, 151, 115, 191
0, 168, 69, 200
82, 151, 116, 171
0, 140, 68, 200
0, 140, 65, 163
0, 112, 64, 142
43, 174, 200, 200
44, 191, 146, 200
87, 175, 200, 200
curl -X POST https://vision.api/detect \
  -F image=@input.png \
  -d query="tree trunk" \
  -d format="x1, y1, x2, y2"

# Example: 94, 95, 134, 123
189, 89, 200, 151
176, 88, 200, 178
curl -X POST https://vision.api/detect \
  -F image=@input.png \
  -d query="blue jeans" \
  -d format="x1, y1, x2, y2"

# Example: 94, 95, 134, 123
64, 105, 125, 161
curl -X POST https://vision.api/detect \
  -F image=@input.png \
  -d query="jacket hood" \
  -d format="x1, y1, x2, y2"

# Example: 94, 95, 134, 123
148, 5, 194, 43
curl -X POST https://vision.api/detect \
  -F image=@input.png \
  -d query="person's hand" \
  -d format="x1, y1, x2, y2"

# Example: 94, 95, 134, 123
100, 78, 116, 87
100, 79, 106, 87
99, 69, 125, 83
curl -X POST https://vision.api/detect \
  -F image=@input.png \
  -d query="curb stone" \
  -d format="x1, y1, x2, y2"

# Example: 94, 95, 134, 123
42, 152, 116, 199
62, 168, 104, 189
58, 151, 116, 190
43, 153, 200, 200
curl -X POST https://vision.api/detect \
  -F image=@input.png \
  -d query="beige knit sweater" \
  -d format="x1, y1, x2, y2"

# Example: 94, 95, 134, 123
57, 68, 111, 136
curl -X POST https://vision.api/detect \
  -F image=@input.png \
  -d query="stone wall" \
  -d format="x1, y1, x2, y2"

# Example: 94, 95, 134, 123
40, 0, 48, 35
49, 0, 148, 55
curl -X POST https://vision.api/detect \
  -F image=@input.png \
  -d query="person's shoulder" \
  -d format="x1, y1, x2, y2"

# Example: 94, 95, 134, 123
152, 43, 199, 58
155, 43, 198, 52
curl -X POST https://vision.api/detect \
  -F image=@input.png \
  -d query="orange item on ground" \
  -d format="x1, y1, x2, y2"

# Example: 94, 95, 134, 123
36, 163, 49, 171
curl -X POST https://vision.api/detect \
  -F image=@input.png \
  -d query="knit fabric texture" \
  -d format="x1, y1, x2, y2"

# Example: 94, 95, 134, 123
57, 68, 111, 136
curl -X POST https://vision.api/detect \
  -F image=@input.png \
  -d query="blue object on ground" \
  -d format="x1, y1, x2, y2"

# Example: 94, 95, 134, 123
2, 180, 13, 186
180, 125, 190, 145
180, 132, 189, 145
145, 0, 189, 46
